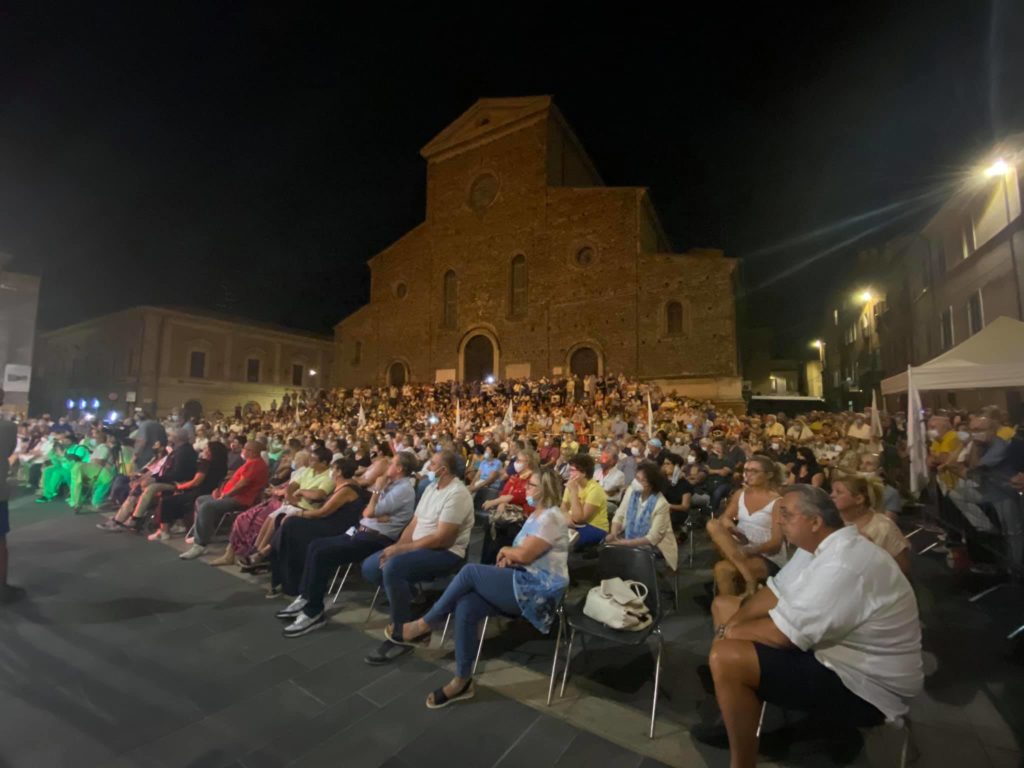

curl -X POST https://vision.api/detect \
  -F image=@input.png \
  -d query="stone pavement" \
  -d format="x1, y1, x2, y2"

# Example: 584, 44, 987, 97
2, 490, 1023, 767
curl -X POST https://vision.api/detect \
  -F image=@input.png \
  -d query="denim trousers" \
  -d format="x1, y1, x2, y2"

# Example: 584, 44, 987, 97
361, 547, 463, 626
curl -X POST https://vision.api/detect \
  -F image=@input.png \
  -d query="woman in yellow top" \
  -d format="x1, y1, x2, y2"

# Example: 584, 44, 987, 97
560, 453, 608, 549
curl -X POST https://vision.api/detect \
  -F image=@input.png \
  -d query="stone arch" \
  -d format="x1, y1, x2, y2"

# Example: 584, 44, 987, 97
458, 327, 500, 382
387, 359, 410, 387
566, 341, 604, 377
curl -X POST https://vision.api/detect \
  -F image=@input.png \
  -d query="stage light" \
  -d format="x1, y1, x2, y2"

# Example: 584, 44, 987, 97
79, 399, 87, 410
66, 399, 75, 410
91, 398, 100, 409
485, 375, 495, 384
107, 411, 119, 422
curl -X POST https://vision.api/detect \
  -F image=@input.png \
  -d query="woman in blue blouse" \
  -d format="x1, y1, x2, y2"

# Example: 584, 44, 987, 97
387, 467, 569, 709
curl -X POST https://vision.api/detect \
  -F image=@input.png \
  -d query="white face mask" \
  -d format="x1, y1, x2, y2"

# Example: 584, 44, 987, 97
956, 431, 970, 442
513, 460, 525, 473
631, 478, 642, 491
686, 454, 696, 464
770, 443, 780, 451
926, 429, 940, 440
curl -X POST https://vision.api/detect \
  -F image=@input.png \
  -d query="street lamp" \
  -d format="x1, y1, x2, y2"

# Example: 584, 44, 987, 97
308, 369, 317, 377
858, 290, 873, 303
982, 157, 1021, 318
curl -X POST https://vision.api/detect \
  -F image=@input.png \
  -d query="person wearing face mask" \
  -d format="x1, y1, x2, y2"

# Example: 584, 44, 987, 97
617, 441, 640, 486
361, 450, 475, 665
858, 453, 903, 519
594, 446, 626, 510
608, 461, 677, 569
467, 442, 504, 512
925, 415, 962, 495
479, 449, 539, 564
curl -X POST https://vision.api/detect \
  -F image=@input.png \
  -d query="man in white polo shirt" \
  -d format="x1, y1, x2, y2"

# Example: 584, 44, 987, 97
695, 484, 922, 768
361, 449, 474, 665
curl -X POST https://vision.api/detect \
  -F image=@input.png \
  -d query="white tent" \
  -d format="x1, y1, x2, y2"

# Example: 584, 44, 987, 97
880, 315, 1024, 491
881, 316, 1024, 395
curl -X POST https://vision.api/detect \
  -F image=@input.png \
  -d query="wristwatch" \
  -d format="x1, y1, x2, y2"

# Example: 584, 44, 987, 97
715, 623, 728, 639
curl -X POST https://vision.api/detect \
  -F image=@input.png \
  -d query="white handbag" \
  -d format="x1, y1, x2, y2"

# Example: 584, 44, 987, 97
582, 577, 653, 631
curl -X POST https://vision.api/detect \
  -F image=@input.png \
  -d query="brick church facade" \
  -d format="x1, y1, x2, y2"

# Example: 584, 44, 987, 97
333, 96, 740, 402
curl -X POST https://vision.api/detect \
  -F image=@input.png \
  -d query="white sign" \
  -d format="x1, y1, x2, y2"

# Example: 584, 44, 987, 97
125, 391, 137, 403
3, 364, 31, 393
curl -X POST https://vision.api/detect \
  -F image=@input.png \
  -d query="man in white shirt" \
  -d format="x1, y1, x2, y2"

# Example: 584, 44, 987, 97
695, 484, 922, 767
594, 447, 626, 508
0, 389, 20, 602
361, 450, 474, 665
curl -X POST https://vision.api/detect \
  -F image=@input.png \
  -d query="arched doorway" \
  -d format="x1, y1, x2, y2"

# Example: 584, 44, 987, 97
387, 361, 408, 387
182, 399, 203, 423
463, 334, 496, 382
569, 347, 599, 377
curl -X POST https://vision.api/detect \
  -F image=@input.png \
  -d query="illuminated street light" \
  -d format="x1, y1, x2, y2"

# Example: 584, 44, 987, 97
485, 375, 495, 384
308, 369, 317, 376
984, 158, 1010, 178
858, 290, 873, 303
811, 340, 822, 349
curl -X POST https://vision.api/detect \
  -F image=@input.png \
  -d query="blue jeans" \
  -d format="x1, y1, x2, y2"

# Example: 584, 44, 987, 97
573, 524, 607, 549
422, 564, 521, 678
361, 548, 463, 627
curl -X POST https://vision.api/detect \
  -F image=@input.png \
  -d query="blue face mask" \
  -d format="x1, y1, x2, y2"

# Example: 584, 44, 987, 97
526, 494, 536, 508
426, 470, 437, 484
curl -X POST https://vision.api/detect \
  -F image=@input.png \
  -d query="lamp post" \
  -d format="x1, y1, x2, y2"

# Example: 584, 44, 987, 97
984, 159, 1022, 319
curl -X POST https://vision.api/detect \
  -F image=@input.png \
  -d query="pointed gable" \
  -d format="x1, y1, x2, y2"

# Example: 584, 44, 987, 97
420, 96, 554, 162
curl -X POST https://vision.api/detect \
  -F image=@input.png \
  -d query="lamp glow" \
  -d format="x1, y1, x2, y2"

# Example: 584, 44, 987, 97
308, 369, 317, 376
66, 399, 75, 410
984, 159, 1010, 178
811, 340, 823, 349
79, 399, 87, 410
91, 398, 100, 410
859, 290, 873, 303
485, 375, 495, 384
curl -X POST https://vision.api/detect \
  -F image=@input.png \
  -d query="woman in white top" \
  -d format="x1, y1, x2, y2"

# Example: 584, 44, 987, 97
831, 474, 911, 576
705, 455, 786, 596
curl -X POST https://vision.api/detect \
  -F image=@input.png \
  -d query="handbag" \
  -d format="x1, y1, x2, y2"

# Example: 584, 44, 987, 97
582, 577, 652, 631
489, 503, 525, 539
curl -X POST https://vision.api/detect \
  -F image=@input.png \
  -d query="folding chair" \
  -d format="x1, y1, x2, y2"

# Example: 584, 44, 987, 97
551, 546, 665, 738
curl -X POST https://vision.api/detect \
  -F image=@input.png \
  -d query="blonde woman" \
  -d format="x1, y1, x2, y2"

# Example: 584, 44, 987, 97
705, 455, 786, 596
831, 474, 911, 576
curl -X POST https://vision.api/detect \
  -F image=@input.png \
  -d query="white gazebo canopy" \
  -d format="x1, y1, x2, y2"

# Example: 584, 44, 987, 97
881, 316, 1024, 395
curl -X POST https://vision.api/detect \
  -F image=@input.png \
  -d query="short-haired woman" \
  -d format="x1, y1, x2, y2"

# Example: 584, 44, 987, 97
831, 474, 911, 576
607, 460, 678, 570
560, 453, 609, 549
387, 468, 569, 709
705, 455, 787, 596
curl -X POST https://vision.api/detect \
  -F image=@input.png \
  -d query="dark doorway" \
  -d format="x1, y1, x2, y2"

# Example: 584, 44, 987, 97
388, 361, 408, 387
569, 347, 599, 377
463, 335, 495, 382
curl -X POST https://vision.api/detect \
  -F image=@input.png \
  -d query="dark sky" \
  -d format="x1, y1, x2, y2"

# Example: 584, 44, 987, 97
2, 3, 1022, 346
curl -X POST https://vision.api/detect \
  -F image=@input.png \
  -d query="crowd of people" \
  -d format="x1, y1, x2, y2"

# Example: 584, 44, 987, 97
3, 373, 1023, 765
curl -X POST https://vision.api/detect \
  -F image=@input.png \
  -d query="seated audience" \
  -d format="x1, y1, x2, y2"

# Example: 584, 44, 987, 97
560, 453, 609, 549
361, 450, 474, 665
388, 467, 569, 709
479, 448, 538, 565
147, 441, 229, 541
608, 460, 677, 568
830, 475, 911, 576
696, 485, 923, 768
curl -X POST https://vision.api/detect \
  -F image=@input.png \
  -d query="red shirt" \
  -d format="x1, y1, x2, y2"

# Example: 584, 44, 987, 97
221, 458, 269, 507
500, 474, 534, 513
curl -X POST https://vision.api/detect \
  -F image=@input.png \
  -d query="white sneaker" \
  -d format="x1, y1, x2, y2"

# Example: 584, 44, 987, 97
283, 611, 325, 638
147, 530, 170, 542
276, 597, 308, 620
169, 523, 187, 536
179, 544, 207, 560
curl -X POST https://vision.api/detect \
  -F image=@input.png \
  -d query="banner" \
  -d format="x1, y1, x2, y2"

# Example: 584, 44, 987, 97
2, 364, 31, 393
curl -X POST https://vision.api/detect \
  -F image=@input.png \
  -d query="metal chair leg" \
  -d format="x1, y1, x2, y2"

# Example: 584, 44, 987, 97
899, 721, 910, 768
559, 628, 576, 698
1008, 622, 1024, 641
472, 616, 489, 676
649, 631, 663, 739
440, 613, 451, 646
546, 614, 564, 706
365, 586, 381, 623
327, 567, 341, 596
331, 563, 353, 606
755, 701, 767, 738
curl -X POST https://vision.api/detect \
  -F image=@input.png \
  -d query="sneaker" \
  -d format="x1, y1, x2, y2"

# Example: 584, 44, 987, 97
276, 597, 308, 620
96, 519, 125, 532
179, 544, 207, 560
283, 611, 326, 638
34, 496, 51, 504
169, 522, 187, 536
364, 640, 413, 666
147, 530, 170, 542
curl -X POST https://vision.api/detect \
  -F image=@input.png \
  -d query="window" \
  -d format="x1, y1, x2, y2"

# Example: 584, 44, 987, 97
189, 350, 206, 379
967, 291, 984, 336
575, 246, 594, 267
246, 358, 261, 383
352, 340, 362, 366
666, 301, 684, 335
509, 254, 527, 318
291, 364, 304, 387
394, 282, 408, 299
443, 270, 457, 329
940, 306, 954, 352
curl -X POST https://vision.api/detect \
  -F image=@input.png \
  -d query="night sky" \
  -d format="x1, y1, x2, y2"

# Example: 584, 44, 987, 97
3, 3, 1022, 352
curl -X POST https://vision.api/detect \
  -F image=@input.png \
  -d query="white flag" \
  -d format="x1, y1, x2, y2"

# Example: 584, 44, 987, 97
455, 398, 460, 431
870, 389, 883, 439
504, 399, 514, 429
906, 368, 928, 495
357, 403, 366, 429
647, 392, 654, 436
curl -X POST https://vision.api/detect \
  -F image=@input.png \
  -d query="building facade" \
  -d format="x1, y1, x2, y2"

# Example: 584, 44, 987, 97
0, 267, 41, 415
34, 306, 333, 418
332, 96, 741, 403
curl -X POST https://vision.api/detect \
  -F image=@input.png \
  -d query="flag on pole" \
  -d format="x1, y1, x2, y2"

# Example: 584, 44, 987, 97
870, 389, 883, 439
647, 392, 654, 436
455, 398, 460, 431
504, 399, 514, 430
906, 368, 928, 494
357, 403, 366, 429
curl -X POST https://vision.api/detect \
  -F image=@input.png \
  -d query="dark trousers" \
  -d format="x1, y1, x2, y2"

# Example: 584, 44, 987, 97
299, 531, 392, 616
361, 548, 463, 626
271, 513, 357, 596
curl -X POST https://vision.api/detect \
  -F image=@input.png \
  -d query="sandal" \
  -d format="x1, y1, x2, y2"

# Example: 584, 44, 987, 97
384, 623, 431, 648
426, 679, 474, 709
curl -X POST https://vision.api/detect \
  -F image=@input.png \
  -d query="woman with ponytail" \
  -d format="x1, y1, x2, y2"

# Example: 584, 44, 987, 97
830, 474, 911, 576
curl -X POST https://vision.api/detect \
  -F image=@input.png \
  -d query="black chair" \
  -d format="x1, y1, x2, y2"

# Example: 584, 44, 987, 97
551, 545, 665, 738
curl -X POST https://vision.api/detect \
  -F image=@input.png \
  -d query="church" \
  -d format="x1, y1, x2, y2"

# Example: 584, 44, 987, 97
333, 96, 740, 402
